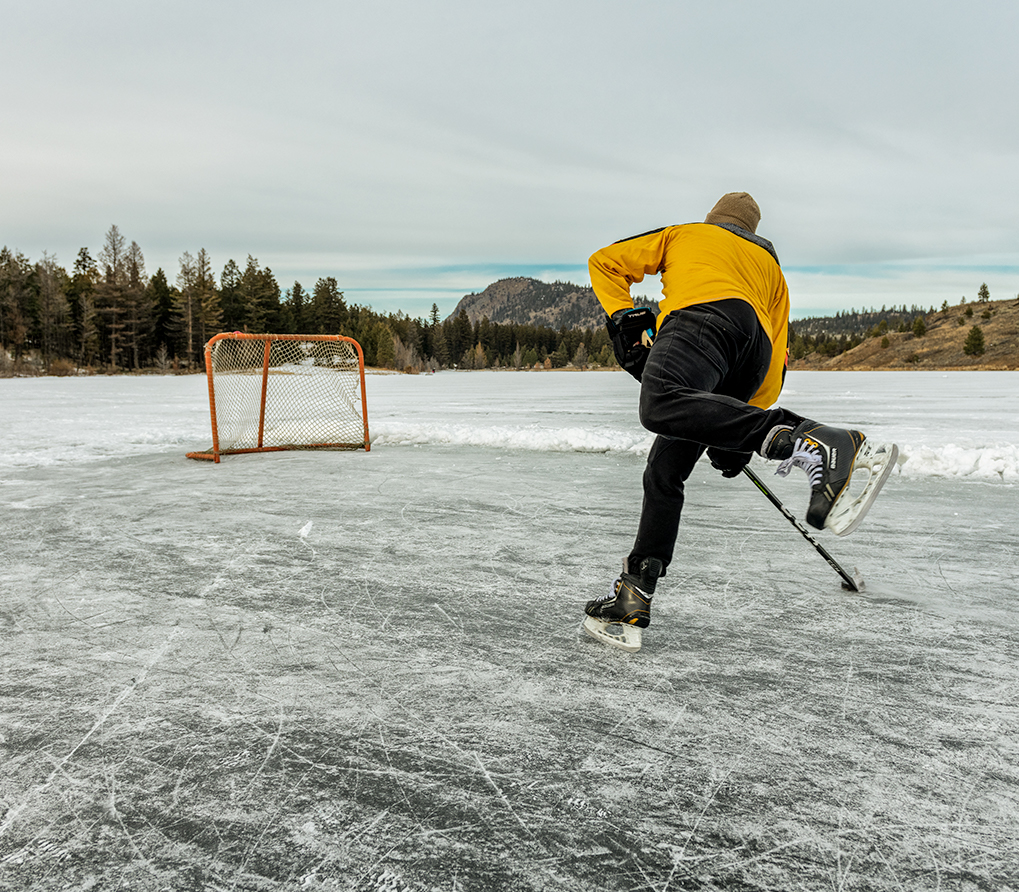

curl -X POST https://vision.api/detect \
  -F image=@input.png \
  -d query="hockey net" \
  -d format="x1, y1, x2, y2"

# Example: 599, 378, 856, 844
187, 333, 370, 462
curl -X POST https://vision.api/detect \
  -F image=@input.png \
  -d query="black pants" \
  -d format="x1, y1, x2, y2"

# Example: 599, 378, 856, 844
630, 299, 804, 570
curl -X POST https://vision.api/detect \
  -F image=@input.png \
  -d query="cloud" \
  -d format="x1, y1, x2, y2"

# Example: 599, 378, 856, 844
2, 1, 1017, 318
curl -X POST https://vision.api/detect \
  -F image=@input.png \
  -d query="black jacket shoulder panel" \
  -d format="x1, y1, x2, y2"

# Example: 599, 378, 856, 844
612, 225, 674, 245
609, 221, 781, 267
707, 223, 781, 266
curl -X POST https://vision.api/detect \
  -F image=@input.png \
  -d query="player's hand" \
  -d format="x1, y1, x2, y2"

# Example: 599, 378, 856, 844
606, 308, 657, 382
707, 448, 752, 478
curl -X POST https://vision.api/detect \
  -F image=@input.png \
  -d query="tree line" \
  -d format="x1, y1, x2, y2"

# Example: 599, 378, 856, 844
788, 287, 1003, 360
6, 229, 1007, 375
1, 226, 617, 375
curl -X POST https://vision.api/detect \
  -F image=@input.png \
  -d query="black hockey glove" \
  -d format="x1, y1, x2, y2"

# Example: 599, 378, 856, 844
606, 307, 657, 382
707, 447, 752, 479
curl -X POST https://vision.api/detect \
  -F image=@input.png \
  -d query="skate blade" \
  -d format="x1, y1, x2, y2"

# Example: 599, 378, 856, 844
825, 441, 899, 537
582, 616, 642, 653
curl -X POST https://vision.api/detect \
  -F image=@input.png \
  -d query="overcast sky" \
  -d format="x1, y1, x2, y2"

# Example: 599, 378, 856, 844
3, 1, 1018, 319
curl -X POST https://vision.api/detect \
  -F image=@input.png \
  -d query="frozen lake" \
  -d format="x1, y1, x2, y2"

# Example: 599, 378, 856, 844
1, 370, 1017, 890
2, 369, 1017, 480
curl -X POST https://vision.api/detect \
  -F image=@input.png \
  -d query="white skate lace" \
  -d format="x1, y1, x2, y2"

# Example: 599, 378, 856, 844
592, 578, 623, 603
775, 437, 823, 487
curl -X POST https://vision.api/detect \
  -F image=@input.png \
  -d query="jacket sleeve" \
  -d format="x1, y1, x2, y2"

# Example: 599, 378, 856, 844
588, 228, 671, 318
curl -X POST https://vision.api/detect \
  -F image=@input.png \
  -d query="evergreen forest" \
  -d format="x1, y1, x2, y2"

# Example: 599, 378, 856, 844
0, 227, 615, 376
1, 226, 1007, 376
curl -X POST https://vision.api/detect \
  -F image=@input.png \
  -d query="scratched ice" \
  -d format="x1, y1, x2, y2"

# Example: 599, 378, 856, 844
1, 370, 1017, 890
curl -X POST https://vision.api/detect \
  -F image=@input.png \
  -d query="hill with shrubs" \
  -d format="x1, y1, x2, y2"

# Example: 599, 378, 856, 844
789, 290, 1019, 371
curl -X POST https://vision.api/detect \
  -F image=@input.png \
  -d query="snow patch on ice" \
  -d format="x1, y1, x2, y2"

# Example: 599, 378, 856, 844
896, 442, 1019, 482
3, 372, 1017, 483
369, 422, 1019, 481
370, 421, 655, 455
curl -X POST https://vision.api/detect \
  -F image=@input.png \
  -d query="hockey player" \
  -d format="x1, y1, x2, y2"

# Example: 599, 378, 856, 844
583, 192, 895, 652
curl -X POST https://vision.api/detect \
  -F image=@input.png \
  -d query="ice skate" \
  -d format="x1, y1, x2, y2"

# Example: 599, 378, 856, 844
763, 421, 897, 536
582, 557, 663, 653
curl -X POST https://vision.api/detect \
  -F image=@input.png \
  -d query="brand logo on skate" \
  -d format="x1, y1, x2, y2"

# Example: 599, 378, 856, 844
830, 448, 838, 468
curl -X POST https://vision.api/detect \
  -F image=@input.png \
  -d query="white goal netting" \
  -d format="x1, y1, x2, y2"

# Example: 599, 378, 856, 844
188, 334, 369, 461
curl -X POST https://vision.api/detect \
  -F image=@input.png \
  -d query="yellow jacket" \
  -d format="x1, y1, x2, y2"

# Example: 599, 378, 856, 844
589, 223, 789, 409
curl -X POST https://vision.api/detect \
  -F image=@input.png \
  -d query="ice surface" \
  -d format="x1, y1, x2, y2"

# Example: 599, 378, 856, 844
1, 370, 1017, 890
3, 369, 1018, 479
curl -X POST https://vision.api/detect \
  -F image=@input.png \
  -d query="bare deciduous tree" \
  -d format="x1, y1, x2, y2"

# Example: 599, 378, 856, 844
175, 251, 198, 366
195, 248, 221, 350
97, 225, 129, 369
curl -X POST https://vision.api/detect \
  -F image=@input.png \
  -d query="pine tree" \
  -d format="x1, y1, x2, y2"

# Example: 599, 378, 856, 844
912, 316, 926, 338
963, 325, 985, 356
237, 256, 274, 333
219, 259, 243, 330
289, 282, 307, 331
123, 241, 151, 369
977, 283, 990, 303
370, 321, 395, 368
310, 277, 346, 334
35, 252, 71, 371
147, 269, 174, 360
448, 309, 472, 365
0, 247, 27, 362
258, 266, 282, 331
70, 248, 100, 368
194, 249, 221, 348
430, 318, 449, 367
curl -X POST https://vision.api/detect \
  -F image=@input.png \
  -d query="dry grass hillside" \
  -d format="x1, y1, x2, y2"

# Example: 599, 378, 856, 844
790, 296, 1019, 371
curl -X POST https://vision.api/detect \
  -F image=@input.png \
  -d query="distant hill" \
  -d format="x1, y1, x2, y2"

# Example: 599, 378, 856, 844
790, 296, 1019, 371
446, 278, 1018, 371
447, 277, 657, 330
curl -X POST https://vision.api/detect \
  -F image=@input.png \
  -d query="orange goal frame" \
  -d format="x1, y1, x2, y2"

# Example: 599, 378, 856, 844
186, 332, 370, 463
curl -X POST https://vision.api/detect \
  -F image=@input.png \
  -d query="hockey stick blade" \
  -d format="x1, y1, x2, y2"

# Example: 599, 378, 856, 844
582, 616, 643, 653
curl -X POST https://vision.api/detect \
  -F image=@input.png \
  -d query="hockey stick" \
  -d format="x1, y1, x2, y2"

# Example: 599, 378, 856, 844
742, 465, 864, 592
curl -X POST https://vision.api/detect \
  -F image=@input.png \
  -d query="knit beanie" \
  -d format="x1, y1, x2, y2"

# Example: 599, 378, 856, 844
704, 192, 761, 234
